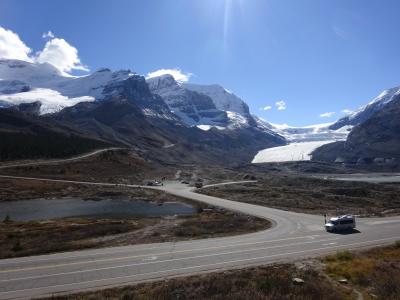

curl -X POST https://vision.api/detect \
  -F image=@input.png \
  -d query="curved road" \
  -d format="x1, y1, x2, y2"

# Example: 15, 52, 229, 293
0, 177, 399, 299
0, 148, 123, 170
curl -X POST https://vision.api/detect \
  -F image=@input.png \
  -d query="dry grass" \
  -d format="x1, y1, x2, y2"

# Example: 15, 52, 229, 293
324, 243, 400, 299
198, 176, 400, 216
0, 210, 269, 259
0, 149, 175, 184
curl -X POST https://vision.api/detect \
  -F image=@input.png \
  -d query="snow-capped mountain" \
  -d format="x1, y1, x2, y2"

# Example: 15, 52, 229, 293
147, 74, 266, 131
251, 119, 350, 163
312, 92, 400, 164
270, 122, 351, 142
330, 85, 400, 130
183, 83, 250, 116
0, 59, 166, 116
147, 74, 228, 126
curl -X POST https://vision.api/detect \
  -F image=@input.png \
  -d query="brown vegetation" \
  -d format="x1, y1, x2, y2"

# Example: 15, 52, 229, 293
0, 149, 175, 184
324, 243, 400, 299
0, 210, 269, 259
198, 175, 400, 216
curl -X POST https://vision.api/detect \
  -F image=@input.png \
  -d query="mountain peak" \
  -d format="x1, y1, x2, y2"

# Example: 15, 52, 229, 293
146, 74, 178, 90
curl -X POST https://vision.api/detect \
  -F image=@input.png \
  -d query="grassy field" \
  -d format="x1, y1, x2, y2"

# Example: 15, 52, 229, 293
324, 242, 400, 299
198, 175, 400, 216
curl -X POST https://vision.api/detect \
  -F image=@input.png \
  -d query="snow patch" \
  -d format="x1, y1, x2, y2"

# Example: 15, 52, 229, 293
252, 140, 336, 163
269, 122, 350, 142
0, 88, 94, 114
196, 125, 225, 131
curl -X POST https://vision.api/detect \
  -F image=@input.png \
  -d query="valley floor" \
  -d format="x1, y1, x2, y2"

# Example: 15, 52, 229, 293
198, 175, 400, 217
0, 179, 269, 259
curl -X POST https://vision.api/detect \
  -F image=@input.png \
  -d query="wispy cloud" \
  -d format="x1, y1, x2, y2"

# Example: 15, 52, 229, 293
146, 68, 192, 83
260, 105, 272, 111
341, 109, 353, 114
275, 100, 286, 111
320, 111, 335, 118
332, 25, 351, 40
42, 31, 55, 39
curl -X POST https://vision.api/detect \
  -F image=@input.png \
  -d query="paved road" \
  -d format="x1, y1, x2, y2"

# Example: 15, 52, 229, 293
0, 178, 399, 299
311, 173, 400, 183
0, 148, 123, 170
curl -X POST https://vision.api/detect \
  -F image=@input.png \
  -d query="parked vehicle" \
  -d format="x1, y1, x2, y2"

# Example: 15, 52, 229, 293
146, 180, 163, 186
325, 215, 356, 232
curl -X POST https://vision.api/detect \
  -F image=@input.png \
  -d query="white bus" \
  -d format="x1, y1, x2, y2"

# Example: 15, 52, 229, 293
325, 215, 356, 232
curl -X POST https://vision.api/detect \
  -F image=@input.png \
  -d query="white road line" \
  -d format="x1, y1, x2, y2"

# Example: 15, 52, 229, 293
0, 237, 341, 282
1, 236, 398, 296
0, 235, 321, 267
322, 242, 337, 246
202, 181, 257, 188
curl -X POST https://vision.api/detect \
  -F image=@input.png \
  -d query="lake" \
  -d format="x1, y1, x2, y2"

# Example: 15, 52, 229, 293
0, 198, 196, 221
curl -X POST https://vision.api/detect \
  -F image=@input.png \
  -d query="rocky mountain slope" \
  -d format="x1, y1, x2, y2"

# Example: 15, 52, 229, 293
147, 75, 266, 131
312, 93, 400, 166
329, 85, 400, 130
0, 108, 109, 160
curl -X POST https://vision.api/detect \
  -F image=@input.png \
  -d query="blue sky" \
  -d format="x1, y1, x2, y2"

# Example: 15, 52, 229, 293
1, 0, 400, 126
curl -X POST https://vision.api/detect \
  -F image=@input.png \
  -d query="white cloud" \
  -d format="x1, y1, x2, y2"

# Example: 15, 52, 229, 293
36, 38, 89, 74
0, 26, 88, 75
260, 105, 272, 111
0, 26, 32, 61
275, 100, 286, 111
320, 111, 335, 118
42, 31, 55, 39
146, 68, 192, 83
341, 109, 353, 114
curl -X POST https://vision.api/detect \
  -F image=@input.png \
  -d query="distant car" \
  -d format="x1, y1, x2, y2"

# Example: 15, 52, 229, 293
181, 180, 189, 184
325, 215, 356, 232
147, 180, 163, 186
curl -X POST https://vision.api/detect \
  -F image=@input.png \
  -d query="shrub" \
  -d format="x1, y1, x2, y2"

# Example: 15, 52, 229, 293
3, 214, 11, 224
336, 250, 354, 261
12, 240, 22, 252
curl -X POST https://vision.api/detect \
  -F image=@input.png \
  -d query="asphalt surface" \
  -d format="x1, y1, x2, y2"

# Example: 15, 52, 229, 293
0, 148, 122, 170
0, 178, 399, 299
322, 173, 400, 183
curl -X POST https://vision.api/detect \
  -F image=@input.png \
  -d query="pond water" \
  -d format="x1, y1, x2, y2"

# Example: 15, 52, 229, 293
0, 198, 196, 221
